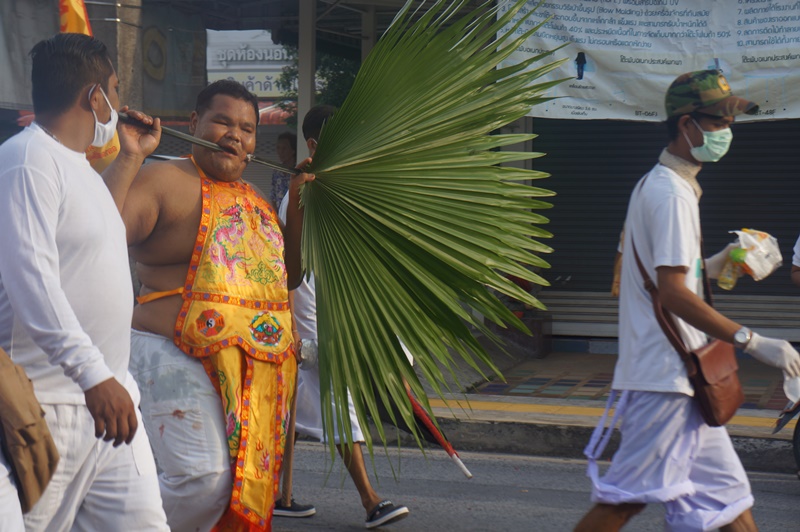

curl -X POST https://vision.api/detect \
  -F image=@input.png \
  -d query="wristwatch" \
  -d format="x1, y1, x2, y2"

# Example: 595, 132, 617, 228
733, 326, 752, 349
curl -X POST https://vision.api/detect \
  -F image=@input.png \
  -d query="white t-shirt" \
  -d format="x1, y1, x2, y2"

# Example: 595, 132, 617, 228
614, 163, 707, 396
0, 124, 134, 404
792, 234, 800, 267
278, 192, 317, 340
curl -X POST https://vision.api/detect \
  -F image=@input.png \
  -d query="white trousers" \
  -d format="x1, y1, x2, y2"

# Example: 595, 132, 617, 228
0, 395, 168, 531
129, 330, 231, 532
585, 390, 754, 531
0, 452, 24, 531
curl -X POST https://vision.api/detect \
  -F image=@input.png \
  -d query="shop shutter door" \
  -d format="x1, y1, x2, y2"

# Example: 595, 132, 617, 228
530, 117, 800, 338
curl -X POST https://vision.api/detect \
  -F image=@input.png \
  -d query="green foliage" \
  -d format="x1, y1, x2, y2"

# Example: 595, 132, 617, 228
301, 0, 568, 455
276, 47, 360, 126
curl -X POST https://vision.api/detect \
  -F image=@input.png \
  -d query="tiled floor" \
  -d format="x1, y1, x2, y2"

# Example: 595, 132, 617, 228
475, 352, 790, 410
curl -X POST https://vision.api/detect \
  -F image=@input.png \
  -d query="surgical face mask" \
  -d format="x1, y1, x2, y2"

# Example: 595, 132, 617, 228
682, 118, 732, 162
88, 84, 118, 147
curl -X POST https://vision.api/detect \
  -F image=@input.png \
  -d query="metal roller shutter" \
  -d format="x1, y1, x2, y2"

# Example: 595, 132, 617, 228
530, 117, 800, 338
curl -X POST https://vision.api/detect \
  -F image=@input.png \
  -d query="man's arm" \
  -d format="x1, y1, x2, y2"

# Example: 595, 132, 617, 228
283, 158, 315, 290
657, 266, 740, 342
658, 265, 800, 376
120, 161, 165, 246
792, 265, 800, 288
102, 108, 160, 213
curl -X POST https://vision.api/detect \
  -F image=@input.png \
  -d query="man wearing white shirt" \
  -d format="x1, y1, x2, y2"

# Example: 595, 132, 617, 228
575, 70, 800, 532
0, 33, 167, 530
277, 105, 409, 530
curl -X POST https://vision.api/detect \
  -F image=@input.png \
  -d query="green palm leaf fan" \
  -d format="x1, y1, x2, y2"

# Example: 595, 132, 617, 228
301, 0, 569, 454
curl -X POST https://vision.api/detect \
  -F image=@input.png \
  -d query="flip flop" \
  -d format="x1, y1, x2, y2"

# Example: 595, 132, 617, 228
365, 500, 409, 529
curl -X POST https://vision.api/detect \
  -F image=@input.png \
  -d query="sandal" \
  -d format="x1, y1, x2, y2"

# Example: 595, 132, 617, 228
365, 500, 409, 529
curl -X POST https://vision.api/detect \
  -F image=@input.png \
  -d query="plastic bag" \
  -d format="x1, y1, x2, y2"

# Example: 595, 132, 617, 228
731, 228, 782, 282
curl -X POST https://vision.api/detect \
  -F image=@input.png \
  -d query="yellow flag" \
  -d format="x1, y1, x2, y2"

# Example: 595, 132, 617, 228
59, 0, 92, 35
59, 0, 121, 172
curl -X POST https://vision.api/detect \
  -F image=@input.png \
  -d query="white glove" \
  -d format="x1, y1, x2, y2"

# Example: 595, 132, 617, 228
744, 333, 800, 377
705, 242, 740, 279
784, 374, 800, 403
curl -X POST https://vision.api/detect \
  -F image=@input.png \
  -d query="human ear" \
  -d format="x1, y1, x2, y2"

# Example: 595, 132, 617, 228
677, 114, 695, 135
189, 111, 198, 135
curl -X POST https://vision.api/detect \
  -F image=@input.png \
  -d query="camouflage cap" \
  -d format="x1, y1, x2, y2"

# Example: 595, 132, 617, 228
665, 70, 759, 118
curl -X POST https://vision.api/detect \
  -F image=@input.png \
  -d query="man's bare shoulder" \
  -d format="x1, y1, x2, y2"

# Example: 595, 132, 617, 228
137, 157, 196, 184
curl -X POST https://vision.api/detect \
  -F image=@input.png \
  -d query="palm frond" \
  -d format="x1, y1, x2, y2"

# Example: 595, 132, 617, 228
301, 0, 568, 454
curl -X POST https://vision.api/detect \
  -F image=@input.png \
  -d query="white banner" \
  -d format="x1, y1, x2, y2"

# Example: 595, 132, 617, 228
502, 0, 800, 121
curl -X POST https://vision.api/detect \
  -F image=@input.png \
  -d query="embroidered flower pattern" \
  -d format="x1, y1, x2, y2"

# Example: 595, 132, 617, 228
245, 261, 279, 285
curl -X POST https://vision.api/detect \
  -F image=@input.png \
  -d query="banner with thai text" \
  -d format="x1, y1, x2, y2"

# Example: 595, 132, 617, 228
207, 30, 290, 98
502, 0, 800, 121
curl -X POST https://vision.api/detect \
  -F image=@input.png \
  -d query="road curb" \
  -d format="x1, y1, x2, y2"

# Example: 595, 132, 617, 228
365, 411, 798, 476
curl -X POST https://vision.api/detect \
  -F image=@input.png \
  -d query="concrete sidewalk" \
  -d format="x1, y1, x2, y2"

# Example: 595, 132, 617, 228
391, 343, 799, 475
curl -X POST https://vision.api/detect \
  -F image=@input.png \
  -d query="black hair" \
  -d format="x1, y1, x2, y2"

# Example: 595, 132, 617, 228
302, 105, 336, 141
277, 131, 297, 152
30, 33, 113, 116
665, 111, 717, 141
195, 80, 259, 125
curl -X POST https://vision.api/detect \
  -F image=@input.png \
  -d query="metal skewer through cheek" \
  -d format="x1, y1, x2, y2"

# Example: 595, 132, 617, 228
119, 111, 299, 174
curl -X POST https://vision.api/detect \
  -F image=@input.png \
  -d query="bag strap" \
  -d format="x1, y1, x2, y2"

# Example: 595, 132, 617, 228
630, 243, 696, 375
628, 172, 711, 377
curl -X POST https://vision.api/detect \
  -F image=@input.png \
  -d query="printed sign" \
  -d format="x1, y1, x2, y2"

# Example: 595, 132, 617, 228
502, 0, 800, 121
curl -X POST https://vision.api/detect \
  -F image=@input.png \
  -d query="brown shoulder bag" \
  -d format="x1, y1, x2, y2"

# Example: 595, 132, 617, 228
631, 241, 744, 427
0, 347, 60, 513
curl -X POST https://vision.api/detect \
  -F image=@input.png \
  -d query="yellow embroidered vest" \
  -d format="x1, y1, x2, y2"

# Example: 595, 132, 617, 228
173, 158, 296, 531
174, 177, 292, 364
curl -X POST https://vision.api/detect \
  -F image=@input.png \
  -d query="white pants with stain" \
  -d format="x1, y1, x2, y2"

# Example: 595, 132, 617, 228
129, 329, 231, 532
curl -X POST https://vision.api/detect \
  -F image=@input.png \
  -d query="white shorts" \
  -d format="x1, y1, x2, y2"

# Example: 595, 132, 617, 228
293, 339, 415, 444
130, 329, 232, 532
295, 364, 365, 444
585, 390, 753, 531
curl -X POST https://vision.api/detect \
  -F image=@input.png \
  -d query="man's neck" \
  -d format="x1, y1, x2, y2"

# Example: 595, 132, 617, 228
37, 109, 93, 153
659, 147, 703, 199
666, 140, 702, 168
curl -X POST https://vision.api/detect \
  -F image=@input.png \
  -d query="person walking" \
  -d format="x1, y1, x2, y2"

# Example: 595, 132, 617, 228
121, 80, 313, 531
277, 105, 410, 530
575, 70, 800, 532
0, 33, 167, 531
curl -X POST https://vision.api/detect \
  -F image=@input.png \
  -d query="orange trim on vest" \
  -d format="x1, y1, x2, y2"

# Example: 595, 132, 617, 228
135, 287, 184, 305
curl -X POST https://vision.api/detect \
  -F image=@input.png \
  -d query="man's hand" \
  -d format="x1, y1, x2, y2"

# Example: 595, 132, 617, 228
745, 333, 800, 377
84, 377, 138, 446
289, 157, 316, 190
705, 242, 739, 279
117, 106, 161, 161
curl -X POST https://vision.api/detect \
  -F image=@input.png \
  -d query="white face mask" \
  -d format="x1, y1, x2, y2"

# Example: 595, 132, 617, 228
88, 84, 118, 147
682, 118, 733, 163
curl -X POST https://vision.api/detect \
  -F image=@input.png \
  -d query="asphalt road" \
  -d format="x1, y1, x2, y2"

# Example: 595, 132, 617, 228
274, 442, 800, 531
